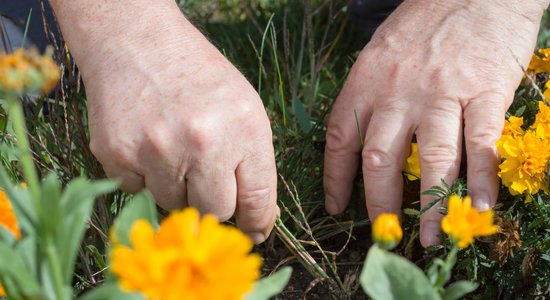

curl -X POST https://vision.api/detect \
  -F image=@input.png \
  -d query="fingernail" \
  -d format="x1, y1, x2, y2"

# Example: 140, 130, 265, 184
473, 195, 491, 211
420, 222, 441, 248
249, 232, 266, 244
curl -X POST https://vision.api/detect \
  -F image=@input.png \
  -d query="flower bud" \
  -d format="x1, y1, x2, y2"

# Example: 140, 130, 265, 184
372, 213, 402, 250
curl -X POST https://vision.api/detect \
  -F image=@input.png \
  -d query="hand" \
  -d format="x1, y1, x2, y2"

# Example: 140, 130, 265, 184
50, 0, 278, 243
324, 0, 546, 246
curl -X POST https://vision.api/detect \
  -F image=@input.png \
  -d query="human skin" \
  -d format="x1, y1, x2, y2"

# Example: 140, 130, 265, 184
49, 0, 549, 246
48, 0, 278, 244
324, 0, 550, 246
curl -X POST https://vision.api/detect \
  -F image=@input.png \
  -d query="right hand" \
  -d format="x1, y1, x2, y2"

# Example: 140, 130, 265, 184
59, 2, 278, 243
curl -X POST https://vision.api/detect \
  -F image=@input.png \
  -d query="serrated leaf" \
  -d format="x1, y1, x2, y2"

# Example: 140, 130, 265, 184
246, 267, 292, 300
360, 245, 440, 300
441, 281, 478, 300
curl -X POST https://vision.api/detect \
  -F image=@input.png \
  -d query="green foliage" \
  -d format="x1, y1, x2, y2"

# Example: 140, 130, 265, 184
360, 245, 478, 300
246, 267, 293, 300
0, 167, 117, 299
361, 245, 439, 300
109, 191, 158, 247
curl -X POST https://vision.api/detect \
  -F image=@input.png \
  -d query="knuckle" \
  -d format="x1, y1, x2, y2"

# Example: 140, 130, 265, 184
186, 118, 219, 153
325, 125, 356, 153
238, 187, 274, 213
362, 149, 398, 173
467, 128, 502, 149
325, 128, 345, 153
366, 201, 394, 217
420, 144, 459, 170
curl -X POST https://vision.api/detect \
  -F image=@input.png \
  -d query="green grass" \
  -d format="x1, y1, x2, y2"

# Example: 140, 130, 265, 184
2, 0, 550, 298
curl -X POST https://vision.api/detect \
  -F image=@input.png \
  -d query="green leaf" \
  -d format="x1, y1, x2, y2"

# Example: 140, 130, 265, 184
441, 281, 478, 300
0, 226, 16, 245
40, 173, 63, 236
79, 282, 144, 300
515, 105, 526, 117
360, 245, 441, 300
17, 237, 38, 278
111, 191, 158, 247
246, 267, 292, 300
86, 245, 107, 271
403, 208, 420, 217
0, 242, 41, 297
0, 106, 7, 132
57, 178, 118, 282
292, 97, 312, 133
0, 166, 37, 233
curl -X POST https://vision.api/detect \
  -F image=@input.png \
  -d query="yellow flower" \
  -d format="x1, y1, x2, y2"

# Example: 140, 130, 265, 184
0, 189, 21, 297
0, 48, 60, 95
0, 190, 20, 240
403, 143, 420, 181
441, 195, 498, 249
531, 101, 550, 139
111, 208, 262, 300
497, 130, 550, 195
372, 213, 403, 250
502, 116, 524, 137
527, 48, 550, 74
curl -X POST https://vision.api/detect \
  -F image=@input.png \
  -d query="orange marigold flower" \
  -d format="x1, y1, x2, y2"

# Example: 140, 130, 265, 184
0, 48, 59, 95
0, 188, 21, 298
531, 101, 550, 139
527, 48, 550, 74
403, 143, 420, 181
502, 116, 524, 137
372, 213, 403, 250
111, 207, 262, 300
0, 190, 20, 240
496, 130, 550, 195
441, 195, 498, 249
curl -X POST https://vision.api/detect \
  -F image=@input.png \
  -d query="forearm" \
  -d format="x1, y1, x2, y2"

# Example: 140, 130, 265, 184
48, 0, 212, 77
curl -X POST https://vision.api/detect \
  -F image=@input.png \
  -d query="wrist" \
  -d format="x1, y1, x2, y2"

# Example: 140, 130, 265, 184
49, 0, 216, 77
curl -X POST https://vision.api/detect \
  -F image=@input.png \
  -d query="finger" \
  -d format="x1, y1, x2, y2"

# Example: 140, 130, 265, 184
102, 164, 145, 193
187, 164, 237, 222
416, 98, 462, 247
324, 70, 373, 215
464, 93, 507, 211
235, 149, 278, 244
143, 167, 187, 210
362, 106, 414, 221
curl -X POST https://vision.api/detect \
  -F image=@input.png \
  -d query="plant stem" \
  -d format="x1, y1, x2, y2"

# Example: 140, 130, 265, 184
7, 97, 41, 201
434, 245, 459, 289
